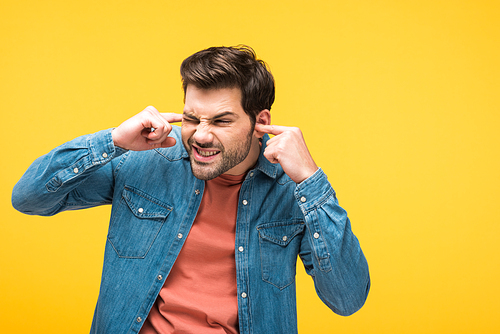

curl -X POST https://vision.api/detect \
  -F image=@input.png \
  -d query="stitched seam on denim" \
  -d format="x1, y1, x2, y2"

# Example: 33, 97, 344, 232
123, 186, 173, 212
258, 236, 297, 290
154, 148, 186, 161
299, 187, 334, 215
107, 196, 167, 259
113, 150, 130, 175
262, 276, 295, 290
257, 222, 305, 245
276, 174, 294, 186
45, 154, 91, 192
305, 210, 332, 272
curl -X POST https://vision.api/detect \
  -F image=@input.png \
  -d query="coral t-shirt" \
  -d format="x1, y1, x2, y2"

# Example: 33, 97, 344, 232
139, 173, 245, 334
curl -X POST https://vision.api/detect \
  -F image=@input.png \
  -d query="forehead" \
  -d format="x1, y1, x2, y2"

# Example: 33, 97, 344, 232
183, 85, 244, 116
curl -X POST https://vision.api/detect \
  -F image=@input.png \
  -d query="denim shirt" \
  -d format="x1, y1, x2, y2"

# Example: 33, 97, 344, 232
12, 126, 370, 334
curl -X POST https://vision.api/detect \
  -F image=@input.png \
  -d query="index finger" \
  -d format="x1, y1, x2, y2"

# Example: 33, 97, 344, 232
254, 123, 287, 135
160, 112, 183, 124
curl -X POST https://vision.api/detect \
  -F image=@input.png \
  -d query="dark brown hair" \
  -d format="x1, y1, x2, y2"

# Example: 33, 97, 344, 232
180, 45, 275, 124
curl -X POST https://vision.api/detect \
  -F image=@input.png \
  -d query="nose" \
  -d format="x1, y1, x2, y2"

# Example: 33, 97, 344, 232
192, 122, 214, 144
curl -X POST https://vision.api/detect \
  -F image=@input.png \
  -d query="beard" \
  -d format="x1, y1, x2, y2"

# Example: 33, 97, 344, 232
185, 127, 254, 181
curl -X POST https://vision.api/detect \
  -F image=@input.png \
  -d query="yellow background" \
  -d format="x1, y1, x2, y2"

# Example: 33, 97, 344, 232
1, 0, 499, 333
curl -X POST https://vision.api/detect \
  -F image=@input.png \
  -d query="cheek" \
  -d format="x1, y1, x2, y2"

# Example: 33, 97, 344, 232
218, 129, 249, 148
181, 122, 195, 134
181, 126, 193, 145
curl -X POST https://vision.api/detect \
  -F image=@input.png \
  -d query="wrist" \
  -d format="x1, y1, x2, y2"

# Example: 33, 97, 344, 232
296, 166, 319, 184
111, 128, 125, 149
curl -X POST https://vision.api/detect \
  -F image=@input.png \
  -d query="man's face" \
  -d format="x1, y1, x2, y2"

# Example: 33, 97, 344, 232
181, 85, 259, 180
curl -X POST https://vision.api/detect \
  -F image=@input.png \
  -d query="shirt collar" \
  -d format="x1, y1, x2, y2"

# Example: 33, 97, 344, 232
254, 134, 278, 179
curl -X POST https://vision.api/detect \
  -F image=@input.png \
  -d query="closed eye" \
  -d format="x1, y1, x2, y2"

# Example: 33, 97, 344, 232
183, 115, 199, 124
214, 119, 232, 125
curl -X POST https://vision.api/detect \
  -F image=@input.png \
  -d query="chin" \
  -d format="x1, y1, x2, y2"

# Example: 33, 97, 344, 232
190, 161, 224, 181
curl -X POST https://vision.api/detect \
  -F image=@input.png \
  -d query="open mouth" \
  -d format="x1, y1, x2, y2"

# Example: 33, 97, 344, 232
193, 145, 221, 161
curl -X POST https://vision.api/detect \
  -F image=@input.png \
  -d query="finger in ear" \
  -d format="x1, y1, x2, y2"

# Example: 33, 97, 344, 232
254, 109, 271, 138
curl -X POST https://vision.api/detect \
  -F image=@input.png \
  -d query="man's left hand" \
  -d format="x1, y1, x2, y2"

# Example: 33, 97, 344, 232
255, 124, 318, 184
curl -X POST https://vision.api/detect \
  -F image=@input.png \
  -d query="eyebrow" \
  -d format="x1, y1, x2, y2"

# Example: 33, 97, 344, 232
183, 110, 239, 121
212, 111, 238, 120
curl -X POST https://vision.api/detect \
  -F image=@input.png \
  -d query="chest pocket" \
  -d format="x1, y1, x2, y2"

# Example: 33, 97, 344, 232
108, 186, 172, 259
257, 221, 305, 290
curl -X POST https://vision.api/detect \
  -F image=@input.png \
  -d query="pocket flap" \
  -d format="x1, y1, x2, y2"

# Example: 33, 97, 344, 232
122, 186, 172, 219
257, 221, 305, 246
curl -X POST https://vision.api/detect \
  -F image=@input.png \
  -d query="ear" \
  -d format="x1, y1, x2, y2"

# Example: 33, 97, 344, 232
254, 109, 271, 139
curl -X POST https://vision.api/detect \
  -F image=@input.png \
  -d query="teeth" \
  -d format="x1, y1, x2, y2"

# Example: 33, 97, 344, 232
197, 148, 219, 157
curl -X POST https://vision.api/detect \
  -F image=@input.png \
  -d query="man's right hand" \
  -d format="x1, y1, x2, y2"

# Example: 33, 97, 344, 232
112, 106, 183, 151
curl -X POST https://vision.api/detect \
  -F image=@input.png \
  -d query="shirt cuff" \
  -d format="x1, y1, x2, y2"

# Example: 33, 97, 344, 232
294, 168, 336, 213
88, 128, 128, 164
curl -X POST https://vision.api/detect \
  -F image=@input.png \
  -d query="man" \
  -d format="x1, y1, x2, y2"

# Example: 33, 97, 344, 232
12, 46, 370, 333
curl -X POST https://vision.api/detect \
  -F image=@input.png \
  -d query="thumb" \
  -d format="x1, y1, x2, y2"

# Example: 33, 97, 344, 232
159, 136, 177, 148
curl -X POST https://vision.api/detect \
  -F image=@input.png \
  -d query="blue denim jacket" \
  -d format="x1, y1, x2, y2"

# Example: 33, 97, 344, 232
12, 126, 370, 334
